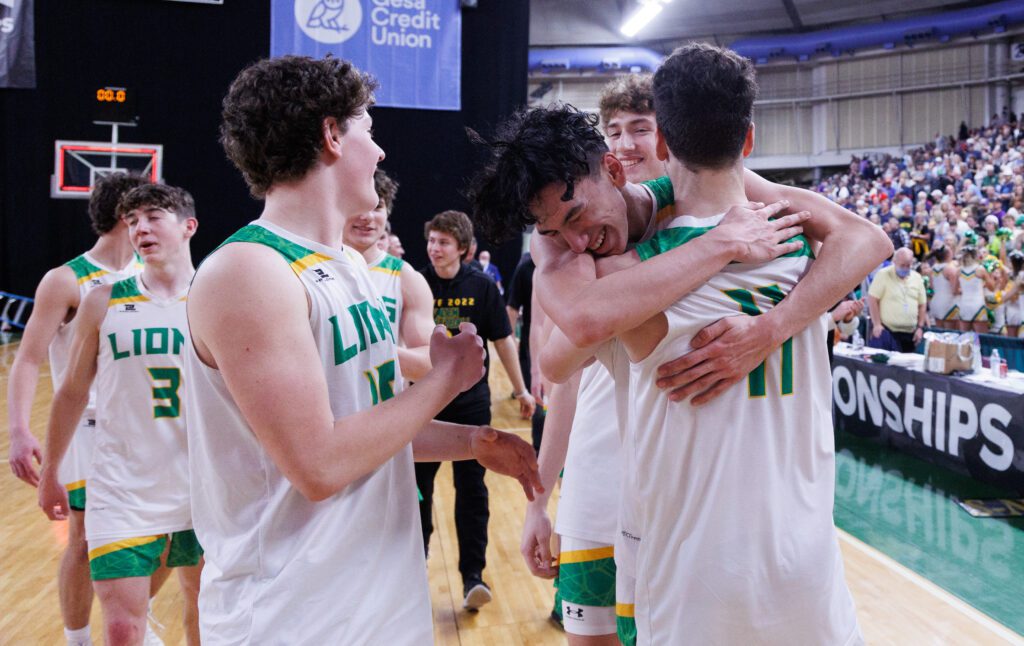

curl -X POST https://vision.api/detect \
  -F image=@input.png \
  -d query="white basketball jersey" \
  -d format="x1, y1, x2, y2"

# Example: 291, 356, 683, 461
556, 362, 620, 544
49, 253, 142, 409
184, 221, 431, 645
50, 253, 141, 489
86, 275, 191, 543
366, 250, 405, 329
629, 215, 860, 645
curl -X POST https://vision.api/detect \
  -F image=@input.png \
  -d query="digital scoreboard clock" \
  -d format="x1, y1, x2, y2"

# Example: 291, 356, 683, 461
92, 86, 137, 124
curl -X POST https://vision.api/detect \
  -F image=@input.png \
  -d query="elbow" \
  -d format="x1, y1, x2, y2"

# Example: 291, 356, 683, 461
539, 350, 571, 385
298, 485, 333, 503
561, 310, 612, 348
293, 470, 348, 503
865, 225, 894, 263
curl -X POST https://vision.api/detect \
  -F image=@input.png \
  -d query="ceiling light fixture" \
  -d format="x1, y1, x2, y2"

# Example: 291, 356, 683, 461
620, 0, 672, 38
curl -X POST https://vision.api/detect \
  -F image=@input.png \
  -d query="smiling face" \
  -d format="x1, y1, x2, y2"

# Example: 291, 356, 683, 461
427, 229, 465, 274
123, 207, 195, 264
529, 161, 630, 257
604, 110, 663, 183
343, 198, 389, 253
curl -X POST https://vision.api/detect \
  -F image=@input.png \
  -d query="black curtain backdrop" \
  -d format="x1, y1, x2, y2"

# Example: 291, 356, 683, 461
0, 0, 528, 297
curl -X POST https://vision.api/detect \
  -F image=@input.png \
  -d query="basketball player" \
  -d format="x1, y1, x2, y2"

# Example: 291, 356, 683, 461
342, 168, 435, 379
38, 183, 204, 646
184, 55, 541, 643
6, 173, 157, 646
521, 74, 664, 645
469, 100, 887, 646
585, 43, 861, 644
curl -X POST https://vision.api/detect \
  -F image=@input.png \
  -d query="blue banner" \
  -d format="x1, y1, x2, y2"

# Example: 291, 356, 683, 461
271, 0, 461, 111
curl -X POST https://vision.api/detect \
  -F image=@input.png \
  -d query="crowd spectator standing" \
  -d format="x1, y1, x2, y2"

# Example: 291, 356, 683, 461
867, 248, 928, 352
813, 116, 1024, 337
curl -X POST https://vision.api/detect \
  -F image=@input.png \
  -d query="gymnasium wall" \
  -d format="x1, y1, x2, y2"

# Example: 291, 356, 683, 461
0, 0, 528, 297
527, 36, 1021, 165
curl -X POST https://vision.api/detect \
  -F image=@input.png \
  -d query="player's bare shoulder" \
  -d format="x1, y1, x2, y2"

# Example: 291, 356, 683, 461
188, 241, 310, 364
35, 264, 84, 322
76, 282, 116, 329
399, 259, 431, 297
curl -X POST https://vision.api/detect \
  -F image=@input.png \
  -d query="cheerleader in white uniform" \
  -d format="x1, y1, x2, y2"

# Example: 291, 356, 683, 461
927, 245, 959, 329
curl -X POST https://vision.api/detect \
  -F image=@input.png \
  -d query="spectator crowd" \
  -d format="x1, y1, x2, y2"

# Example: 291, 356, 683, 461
814, 114, 1024, 337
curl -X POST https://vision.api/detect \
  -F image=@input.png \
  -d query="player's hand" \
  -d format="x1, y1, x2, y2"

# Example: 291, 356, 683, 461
832, 300, 861, 324
429, 323, 485, 394
848, 299, 865, 320
712, 200, 810, 264
8, 429, 43, 487
655, 315, 775, 405
515, 391, 537, 419
471, 426, 543, 501
913, 327, 924, 344
521, 503, 558, 578
38, 471, 70, 521
872, 324, 883, 339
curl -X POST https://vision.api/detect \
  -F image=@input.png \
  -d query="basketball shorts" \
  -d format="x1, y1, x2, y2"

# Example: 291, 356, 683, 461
615, 526, 640, 646
88, 530, 203, 581
59, 417, 95, 510
557, 535, 617, 637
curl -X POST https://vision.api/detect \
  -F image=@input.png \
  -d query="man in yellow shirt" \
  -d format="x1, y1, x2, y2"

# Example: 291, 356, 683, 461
868, 247, 927, 352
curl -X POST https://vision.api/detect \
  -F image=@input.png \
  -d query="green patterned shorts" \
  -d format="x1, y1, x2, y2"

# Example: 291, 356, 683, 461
558, 536, 617, 636
88, 530, 203, 581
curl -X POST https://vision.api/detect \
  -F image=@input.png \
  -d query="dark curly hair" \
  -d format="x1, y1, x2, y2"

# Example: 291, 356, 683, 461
467, 104, 608, 243
89, 172, 150, 235
374, 168, 399, 215
117, 183, 196, 221
424, 210, 473, 252
220, 55, 378, 198
653, 43, 757, 169
598, 74, 655, 126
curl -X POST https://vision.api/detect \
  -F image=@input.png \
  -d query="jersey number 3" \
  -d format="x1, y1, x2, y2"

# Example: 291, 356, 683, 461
148, 367, 182, 418
723, 285, 794, 398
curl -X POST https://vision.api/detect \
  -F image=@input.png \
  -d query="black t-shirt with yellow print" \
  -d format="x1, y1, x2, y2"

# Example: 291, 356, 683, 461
419, 262, 512, 419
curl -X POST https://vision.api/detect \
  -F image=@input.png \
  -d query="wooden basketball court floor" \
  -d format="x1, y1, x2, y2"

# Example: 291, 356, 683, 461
1, 338, 1021, 645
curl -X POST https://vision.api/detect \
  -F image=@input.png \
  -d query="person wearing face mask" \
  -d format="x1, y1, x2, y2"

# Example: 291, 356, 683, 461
867, 247, 928, 352
477, 249, 503, 294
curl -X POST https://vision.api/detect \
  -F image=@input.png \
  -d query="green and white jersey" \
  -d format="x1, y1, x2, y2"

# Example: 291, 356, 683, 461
184, 221, 430, 645
51, 252, 141, 489
51, 253, 142, 416
627, 215, 859, 645
559, 176, 675, 555
365, 250, 405, 328
85, 275, 192, 544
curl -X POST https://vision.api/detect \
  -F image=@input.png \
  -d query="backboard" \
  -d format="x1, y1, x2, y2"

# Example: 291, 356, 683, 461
51, 140, 163, 199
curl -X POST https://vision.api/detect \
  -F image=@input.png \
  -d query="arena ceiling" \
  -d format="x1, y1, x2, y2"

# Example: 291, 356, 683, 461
529, 0, 1008, 47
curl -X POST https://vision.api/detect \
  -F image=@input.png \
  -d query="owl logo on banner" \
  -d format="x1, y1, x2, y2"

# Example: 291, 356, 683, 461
296, 0, 363, 44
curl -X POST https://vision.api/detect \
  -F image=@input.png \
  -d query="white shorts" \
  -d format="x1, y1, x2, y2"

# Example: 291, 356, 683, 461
58, 416, 95, 507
